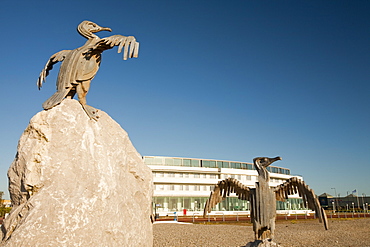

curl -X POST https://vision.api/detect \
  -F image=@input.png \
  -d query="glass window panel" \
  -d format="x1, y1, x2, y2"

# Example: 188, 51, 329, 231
183, 159, 191, 167
202, 160, 210, 167
194, 173, 200, 178
144, 157, 154, 165
231, 162, 241, 169
217, 161, 223, 168
184, 198, 190, 209
191, 159, 200, 167
222, 162, 229, 168
153, 157, 163, 165
164, 158, 174, 166
209, 161, 216, 168
173, 159, 182, 166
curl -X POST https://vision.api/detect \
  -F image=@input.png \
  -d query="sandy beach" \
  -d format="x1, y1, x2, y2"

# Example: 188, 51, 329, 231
154, 218, 370, 246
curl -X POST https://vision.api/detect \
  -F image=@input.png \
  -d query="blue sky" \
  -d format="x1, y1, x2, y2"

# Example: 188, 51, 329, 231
1, 1, 369, 199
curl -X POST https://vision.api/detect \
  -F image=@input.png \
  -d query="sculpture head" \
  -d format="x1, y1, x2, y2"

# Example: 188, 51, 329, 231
253, 156, 282, 182
77, 20, 112, 39
253, 156, 282, 168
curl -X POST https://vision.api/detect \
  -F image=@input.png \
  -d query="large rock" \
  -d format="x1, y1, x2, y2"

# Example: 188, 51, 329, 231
1, 99, 153, 246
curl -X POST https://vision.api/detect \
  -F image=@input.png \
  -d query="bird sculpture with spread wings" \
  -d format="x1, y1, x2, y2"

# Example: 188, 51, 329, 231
37, 20, 139, 120
203, 157, 328, 243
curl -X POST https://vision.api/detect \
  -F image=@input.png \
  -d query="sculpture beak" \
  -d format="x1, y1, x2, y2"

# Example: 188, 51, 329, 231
273, 156, 282, 161
100, 27, 112, 32
265, 156, 282, 167
269, 156, 282, 165
91, 26, 112, 33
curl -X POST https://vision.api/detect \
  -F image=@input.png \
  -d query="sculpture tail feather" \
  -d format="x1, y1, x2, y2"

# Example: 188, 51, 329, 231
42, 88, 70, 110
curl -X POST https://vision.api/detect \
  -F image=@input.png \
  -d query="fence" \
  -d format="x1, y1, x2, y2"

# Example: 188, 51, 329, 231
154, 210, 370, 223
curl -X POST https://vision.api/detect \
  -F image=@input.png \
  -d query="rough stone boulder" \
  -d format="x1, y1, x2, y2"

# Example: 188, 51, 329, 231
1, 99, 153, 246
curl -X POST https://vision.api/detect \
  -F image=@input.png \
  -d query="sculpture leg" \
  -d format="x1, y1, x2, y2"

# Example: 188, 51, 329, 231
66, 87, 76, 99
76, 81, 99, 120
270, 219, 275, 240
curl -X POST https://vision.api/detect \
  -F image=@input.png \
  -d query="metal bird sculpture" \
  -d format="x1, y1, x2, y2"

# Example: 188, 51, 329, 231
37, 20, 139, 120
203, 157, 328, 244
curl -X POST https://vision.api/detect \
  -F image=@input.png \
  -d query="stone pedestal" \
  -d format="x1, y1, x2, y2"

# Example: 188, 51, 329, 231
1, 99, 153, 246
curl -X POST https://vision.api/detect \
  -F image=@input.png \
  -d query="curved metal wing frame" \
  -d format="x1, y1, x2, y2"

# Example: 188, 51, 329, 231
274, 177, 328, 230
37, 50, 71, 90
203, 178, 250, 217
94, 35, 139, 60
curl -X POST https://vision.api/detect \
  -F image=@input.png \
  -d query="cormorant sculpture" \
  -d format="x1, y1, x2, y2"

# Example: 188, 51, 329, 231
37, 20, 139, 120
203, 156, 328, 245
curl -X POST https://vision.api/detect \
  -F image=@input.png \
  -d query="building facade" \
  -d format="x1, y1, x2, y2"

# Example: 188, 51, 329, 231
144, 156, 306, 216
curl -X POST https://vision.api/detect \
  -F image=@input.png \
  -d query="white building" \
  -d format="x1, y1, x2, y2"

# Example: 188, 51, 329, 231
144, 156, 305, 216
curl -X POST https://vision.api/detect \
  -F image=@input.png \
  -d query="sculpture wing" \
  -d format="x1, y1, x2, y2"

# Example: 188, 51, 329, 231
95, 35, 139, 60
37, 50, 71, 90
274, 177, 328, 230
203, 178, 250, 217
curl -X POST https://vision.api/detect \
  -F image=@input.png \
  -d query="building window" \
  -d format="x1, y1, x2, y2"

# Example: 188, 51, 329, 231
203, 160, 217, 168
202, 186, 210, 191
183, 159, 191, 167
152, 157, 163, 165
217, 161, 229, 168
194, 173, 200, 178
191, 159, 200, 167
164, 158, 174, 166
231, 162, 241, 169
163, 157, 183, 166
241, 163, 253, 170
174, 159, 182, 166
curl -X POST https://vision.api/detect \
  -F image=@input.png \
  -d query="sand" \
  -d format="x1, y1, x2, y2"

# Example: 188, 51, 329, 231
153, 218, 370, 246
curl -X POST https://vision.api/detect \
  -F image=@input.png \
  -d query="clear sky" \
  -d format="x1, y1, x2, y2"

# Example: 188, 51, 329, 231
0, 1, 369, 200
